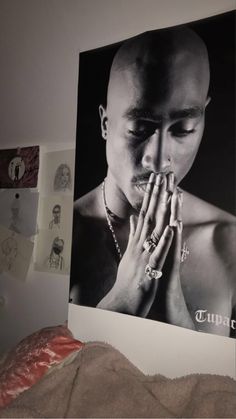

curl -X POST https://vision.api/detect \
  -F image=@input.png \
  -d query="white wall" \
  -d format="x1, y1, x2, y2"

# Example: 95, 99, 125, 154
0, 0, 235, 146
0, 143, 73, 353
0, 0, 235, 371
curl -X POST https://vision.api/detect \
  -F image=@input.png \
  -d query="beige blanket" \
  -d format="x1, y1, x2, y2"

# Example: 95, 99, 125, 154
1, 342, 236, 418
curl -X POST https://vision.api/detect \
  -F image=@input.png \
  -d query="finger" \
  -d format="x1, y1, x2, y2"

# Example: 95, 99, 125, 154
177, 189, 183, 218
170, 188, 183, 227
149, 225, 174, 270
139, 173, 163, 242
174, 220, 183, 263
147, 173, 173, 242
145, 173, 163, 216
135, 173, 155, 239
127, 215, 136, 247
156, 173, 167, 205
170, 189, 178, 226
167, 171, 175, 194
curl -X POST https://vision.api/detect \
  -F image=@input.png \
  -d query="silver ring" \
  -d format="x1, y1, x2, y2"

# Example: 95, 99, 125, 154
145, 264, 162, 280
143, 238, 157, 254
150, 232, 160, 245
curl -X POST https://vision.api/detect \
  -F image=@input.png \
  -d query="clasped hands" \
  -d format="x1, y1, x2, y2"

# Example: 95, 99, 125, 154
97, 172, 194, 329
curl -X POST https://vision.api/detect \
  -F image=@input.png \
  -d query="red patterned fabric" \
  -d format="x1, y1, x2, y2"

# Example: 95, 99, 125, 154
0, 325, 83, 408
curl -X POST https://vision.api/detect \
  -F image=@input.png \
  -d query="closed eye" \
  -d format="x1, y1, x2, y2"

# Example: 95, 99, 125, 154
171, 128, 196, 137
128, 129, 151, 137
170, 120, 198, 138
127, 121, 156, 139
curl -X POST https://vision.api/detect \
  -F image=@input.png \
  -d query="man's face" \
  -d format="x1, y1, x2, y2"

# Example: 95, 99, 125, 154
53, 238, 64, 255
101, 52, 209, 211
53, 206, 61, 223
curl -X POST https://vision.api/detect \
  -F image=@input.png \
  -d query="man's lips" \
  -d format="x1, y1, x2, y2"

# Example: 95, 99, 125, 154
132, 176, 151, 185
133, 171, 174, 193
134, 182, 150, 193
133, 175, 154, 193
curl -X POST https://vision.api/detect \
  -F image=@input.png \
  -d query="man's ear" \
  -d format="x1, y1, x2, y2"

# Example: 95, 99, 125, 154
205, 96, 211, 108
99, 105, 108, 140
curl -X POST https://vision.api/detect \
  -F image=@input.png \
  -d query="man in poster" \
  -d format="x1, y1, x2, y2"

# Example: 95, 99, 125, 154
70, 20, 236, 337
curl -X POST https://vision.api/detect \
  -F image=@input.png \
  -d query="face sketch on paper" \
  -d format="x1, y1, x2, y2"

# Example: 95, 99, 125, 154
1, 234, 18, 271
8, 157, 25, 182
49, 204, 61, 230
53, 164, 72, 192
46, 236, 65, 271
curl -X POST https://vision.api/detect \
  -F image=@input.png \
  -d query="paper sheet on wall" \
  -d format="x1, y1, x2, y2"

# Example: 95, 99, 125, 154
40, 150, 75, 196
0, 225, 34, 280
38, 195, 73, 234
0, 189, 39, 237
35, 229, 71, 275
0, 146, 39, 188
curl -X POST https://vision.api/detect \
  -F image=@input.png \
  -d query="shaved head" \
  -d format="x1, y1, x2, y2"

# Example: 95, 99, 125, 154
107, 27, 210, 108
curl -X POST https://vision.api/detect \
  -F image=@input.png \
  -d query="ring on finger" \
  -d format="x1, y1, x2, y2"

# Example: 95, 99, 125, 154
150, 231, 161, 245
143, 237, 157, 254
145, 264, 163, 280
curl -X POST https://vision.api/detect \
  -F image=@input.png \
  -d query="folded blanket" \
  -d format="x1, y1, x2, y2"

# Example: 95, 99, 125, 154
1, 341, 236, 418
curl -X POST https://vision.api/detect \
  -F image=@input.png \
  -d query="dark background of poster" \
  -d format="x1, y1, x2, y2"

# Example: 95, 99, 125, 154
74, 11, 235, 215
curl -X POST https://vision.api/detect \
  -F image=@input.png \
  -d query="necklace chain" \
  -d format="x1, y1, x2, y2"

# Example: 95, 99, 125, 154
102, 179, 122, 260
102, 179, 189, 263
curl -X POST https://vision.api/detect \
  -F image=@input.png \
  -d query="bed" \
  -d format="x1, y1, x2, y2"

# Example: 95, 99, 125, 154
0, 325, 236, 418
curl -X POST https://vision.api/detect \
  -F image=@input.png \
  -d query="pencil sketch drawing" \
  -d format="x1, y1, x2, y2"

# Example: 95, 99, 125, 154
49, 204, 61, 230
53, 164, 72, 192
46, 236, 65, 271
1, 234, 18, 271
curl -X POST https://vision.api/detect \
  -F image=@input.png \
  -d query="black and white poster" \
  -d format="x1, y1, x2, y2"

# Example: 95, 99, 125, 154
70, 12, 236, 339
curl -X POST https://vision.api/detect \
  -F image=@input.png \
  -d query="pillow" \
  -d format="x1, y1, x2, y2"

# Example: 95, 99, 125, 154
0, 325, 83, 408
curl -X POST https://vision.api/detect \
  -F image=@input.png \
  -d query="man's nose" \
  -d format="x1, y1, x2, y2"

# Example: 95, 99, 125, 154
141, 130, 171, 173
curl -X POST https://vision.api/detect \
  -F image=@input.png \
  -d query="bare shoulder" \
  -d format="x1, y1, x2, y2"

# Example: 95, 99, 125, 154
74, 184, 102, 219
184, 190, 236, 247
183, 190, 236, 287
213, 219, 236, 307
72, 184, 104, 251
183, 190, 236, 225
